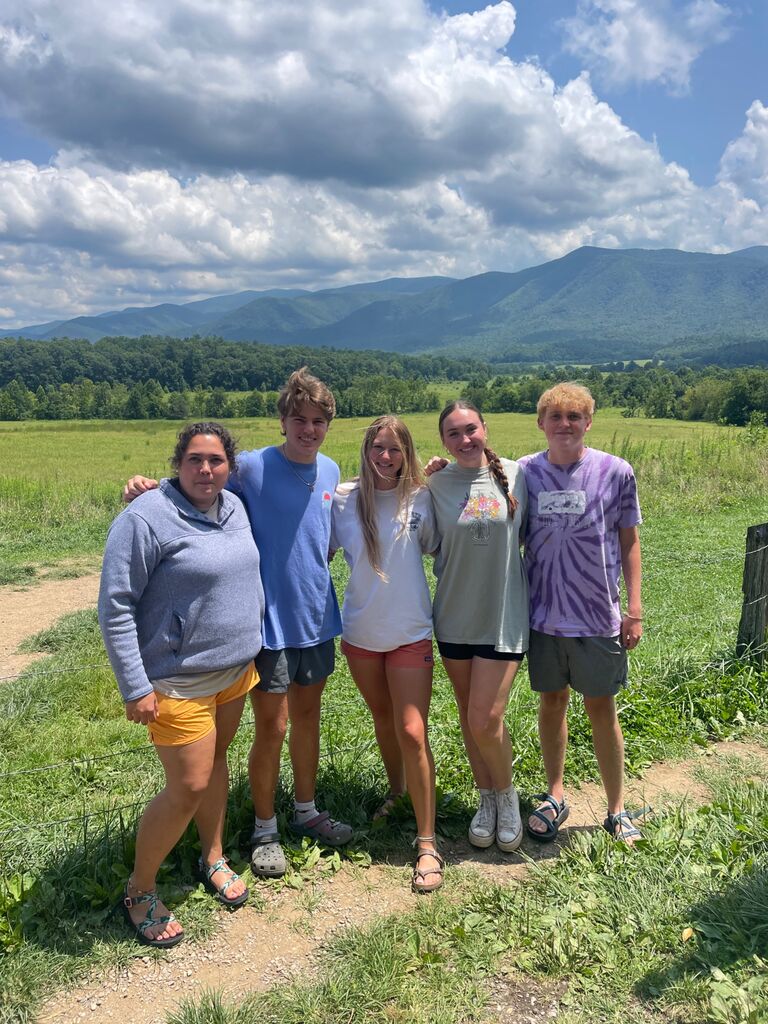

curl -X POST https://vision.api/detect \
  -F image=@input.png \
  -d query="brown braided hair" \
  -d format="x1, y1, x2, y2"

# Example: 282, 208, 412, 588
438, 400, 518, 520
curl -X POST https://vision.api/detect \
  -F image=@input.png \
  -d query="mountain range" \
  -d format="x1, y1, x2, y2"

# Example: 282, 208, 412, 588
4, 246, 768, 364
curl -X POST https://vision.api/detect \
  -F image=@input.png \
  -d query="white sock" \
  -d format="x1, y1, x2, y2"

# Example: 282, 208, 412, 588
253, 815, 277, 837
496, 784, 516, 797
294, 799, 317, 823
478, 787, 494, 800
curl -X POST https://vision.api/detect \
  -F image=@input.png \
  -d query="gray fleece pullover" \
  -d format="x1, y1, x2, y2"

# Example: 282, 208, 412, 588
98, 478, 264, 703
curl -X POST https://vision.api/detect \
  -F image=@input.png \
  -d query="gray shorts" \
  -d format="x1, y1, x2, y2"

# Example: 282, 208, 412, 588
254, 640, 336, 694
528, 629, 627, 698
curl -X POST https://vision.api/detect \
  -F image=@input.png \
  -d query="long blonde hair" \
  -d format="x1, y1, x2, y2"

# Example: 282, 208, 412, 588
356, 415, 425, 578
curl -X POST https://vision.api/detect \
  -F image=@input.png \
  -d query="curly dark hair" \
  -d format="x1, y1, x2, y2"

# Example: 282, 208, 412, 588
170, 422, 238, 473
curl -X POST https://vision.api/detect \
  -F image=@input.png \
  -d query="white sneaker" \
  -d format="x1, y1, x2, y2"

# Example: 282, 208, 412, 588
468, 790, 496, 848
496, 787, 523, 852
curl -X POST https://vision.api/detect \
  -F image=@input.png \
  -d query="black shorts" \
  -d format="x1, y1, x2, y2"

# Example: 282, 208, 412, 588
436, 640, 524, 663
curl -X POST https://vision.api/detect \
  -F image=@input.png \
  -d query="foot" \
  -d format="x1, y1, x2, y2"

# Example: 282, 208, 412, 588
289, 810, 353, 847
526, 792, 569, 842
468, 790, 496, 848
496, 787, 523, 853
250, 831, 287, 878
373, 791, 405, 821
199, 856, 248, 906
123, 879, 183, 946
604, 809, 643, 846
411, 847, 444, 894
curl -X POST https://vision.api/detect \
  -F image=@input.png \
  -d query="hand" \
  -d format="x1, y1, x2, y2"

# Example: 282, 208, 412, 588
621, 615, 643, 650
125, 693, 159, 724
122, 476, 159, 503
424, 456, 449, 477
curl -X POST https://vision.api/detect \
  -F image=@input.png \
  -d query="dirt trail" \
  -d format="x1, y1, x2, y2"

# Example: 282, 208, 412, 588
0, 572, 101, 681
7, 576, 765, 1023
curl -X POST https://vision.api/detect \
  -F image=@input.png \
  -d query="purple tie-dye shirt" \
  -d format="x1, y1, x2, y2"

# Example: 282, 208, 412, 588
517, 448, 641, 638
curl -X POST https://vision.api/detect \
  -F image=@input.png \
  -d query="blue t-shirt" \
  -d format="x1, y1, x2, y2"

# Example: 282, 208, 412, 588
228, 446, 342, 650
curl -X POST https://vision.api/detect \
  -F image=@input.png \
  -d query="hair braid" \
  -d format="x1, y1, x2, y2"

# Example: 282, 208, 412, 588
484, 446, 518, 519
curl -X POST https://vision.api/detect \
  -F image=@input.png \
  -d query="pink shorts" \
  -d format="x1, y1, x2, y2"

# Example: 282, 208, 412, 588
340, 638, 434, 669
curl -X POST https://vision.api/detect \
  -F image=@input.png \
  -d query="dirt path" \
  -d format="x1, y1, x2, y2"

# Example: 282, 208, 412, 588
0, 572, 101, 681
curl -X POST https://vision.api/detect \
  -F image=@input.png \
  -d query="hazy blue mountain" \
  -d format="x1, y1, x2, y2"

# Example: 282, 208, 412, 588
3, 251, 767, 364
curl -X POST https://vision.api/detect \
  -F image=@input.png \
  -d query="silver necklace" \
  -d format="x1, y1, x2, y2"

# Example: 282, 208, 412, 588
280, 444, 318, 491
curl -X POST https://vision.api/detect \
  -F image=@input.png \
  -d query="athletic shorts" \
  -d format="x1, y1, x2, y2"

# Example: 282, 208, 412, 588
528, 629, 628, 698
436, 640, 524, 663
148, 663, 257, 747
254, 639, 335, 694
341, 637, 434, 670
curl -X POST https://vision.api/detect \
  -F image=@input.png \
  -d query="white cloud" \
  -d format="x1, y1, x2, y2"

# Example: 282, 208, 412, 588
560, 0, 731, 93
0, 1, 764, 328
718, 100, 768, 205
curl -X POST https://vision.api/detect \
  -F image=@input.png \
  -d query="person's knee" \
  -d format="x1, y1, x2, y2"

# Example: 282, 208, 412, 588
166, 772, 210, 811
467, 705, 503, 744
584, 695, 618, 726
398, 716, 427, 753
253, 710, 288, 745
539, 689, 570, 714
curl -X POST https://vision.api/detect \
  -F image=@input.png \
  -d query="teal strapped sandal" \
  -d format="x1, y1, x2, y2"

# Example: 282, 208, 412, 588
197, 856, 249, 908
120, 881, 184, 948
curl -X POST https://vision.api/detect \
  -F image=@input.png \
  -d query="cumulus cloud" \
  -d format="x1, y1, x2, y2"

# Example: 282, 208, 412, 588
718, 100, 768, 205
0, 0, 764, 328
560, 0, 731, 93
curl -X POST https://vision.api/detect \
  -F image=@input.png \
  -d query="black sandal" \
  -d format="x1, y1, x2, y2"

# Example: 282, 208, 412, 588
525, 793, 569, 843
604, 809, 644, 844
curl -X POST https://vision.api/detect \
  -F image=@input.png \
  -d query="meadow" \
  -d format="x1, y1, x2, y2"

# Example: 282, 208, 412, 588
0, 409, 767, 1023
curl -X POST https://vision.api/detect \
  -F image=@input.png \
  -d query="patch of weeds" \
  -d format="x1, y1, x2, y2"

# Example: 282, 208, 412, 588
0, 564, 36, 587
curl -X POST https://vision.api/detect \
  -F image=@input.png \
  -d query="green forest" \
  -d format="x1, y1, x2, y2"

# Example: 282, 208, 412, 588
2, 335, 768, 427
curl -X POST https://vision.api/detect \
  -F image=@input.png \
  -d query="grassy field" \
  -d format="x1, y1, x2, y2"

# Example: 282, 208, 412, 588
1, 410, 767, 1022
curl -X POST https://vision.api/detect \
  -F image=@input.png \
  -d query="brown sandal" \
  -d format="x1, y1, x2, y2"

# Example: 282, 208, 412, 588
411, 837, 444, 894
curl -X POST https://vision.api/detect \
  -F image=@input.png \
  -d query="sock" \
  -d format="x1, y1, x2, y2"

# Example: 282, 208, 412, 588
252, 815, 277, 838
294, 799, 318, 823
495, 784, 516, 797
478, 787, 494, 799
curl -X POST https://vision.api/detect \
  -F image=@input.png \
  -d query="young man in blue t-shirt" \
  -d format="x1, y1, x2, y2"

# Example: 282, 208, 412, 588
124, 368, 351, 877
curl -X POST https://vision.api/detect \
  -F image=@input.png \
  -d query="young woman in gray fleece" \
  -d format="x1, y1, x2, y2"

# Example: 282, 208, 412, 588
98, 422, 264, 948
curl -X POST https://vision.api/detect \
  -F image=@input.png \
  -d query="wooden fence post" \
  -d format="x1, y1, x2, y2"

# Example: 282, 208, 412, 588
736, 522, 768, 664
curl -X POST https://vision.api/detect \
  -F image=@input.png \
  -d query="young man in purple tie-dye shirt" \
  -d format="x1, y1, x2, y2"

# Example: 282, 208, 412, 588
519, 383, 644, 845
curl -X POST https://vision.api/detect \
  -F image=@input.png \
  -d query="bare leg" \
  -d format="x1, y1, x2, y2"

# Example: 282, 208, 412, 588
346, 655, 405, 797
464, 657, 520, 791
288, 679, 325, 804
583, 694, 626, 817
441, 657, 492, 788
194, 695, 247, 901
130, 731, 216, 941
386, 663, 440, 884
249, 689, 288, 820
528, 689, 570, 834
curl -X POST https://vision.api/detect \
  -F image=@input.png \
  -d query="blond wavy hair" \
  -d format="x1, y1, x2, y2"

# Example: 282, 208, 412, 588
355, 415, 425, 578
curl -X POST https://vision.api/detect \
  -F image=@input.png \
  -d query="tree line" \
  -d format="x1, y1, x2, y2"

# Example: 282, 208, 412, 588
460, 364, 768, 427
0, 335, 480, 392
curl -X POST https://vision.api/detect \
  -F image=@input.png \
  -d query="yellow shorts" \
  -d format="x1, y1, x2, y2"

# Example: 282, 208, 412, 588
148, 663, 258, 747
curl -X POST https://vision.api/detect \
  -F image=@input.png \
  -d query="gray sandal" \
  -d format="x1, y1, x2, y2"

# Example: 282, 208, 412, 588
250, 831, 287, 878
526, 793, 569, 843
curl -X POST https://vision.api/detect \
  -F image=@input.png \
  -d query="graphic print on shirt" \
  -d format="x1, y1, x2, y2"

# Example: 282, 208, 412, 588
458, 491, 501, 545
538, 489, 586, 516
408, 510, 423, 531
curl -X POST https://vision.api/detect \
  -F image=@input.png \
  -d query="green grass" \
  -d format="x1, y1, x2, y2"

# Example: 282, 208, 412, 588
1, 411, 768, 1020
165, 768, 768, 1024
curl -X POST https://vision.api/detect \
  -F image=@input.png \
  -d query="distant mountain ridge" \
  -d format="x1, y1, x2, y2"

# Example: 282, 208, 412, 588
3, 248, 768, 364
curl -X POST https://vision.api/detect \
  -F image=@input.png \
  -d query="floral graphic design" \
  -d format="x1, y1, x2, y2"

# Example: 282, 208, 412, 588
458, 493, 501, 543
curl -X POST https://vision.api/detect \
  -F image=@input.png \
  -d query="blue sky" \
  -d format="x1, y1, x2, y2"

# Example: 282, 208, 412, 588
0, 0, 765, 327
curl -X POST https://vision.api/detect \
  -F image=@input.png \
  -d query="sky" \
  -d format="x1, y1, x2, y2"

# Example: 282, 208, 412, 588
0, 0, 765, 328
